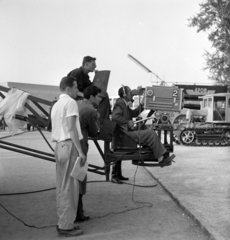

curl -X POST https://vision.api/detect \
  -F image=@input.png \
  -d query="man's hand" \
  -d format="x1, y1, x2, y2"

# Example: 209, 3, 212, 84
128, 120, 134, 130
79, 152, 87, 167
77, 92, 84, 97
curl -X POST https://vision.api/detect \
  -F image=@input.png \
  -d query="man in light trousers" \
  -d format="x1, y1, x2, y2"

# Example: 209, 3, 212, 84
51, 76, 86, 237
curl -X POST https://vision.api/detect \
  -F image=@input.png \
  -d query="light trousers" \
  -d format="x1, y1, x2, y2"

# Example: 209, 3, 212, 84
55, 140, 79, 230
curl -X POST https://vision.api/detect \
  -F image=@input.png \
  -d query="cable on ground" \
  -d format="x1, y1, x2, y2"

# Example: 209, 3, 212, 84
0, 91, 156, 229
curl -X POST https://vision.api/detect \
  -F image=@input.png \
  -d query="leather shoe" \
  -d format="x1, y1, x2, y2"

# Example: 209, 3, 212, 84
159, 154, 176, 168
74, 215, 90, 222
111, 177, 123, 184
57, 226, 83, 237
117, 175, 129, 181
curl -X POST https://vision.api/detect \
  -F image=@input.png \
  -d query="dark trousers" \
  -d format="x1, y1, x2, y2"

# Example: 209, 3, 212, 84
76, 139, 88, 219
112, 160, 123, 178
127, 129, 166, 159
76, 194, 84, 218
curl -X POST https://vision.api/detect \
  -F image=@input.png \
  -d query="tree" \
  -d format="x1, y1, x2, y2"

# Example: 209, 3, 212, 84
189, 0, 230, 84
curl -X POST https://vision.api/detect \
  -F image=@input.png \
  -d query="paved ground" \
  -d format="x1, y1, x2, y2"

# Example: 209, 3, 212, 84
0, 130, 229, 239
146, 144, 230, 240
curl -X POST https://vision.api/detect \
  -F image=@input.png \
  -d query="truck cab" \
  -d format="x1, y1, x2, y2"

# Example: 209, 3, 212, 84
200, 93, 230, 123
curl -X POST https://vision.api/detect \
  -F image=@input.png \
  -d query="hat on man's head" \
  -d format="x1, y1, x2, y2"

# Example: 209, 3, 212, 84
82, 56, 96, 66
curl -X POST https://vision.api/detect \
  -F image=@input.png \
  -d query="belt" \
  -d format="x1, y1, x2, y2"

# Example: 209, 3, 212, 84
55, 139, 71, 143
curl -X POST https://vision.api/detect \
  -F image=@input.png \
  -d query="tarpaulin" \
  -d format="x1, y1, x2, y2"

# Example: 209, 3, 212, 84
0, 88, 30, 135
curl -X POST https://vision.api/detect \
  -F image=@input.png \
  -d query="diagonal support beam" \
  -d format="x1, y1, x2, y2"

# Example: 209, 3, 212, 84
31, 100, 49, 117
93, 140, 105, 160
25, 103, 47, 126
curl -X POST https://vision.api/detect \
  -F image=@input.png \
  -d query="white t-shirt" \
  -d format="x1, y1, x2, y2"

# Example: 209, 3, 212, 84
51, 94, 83, 142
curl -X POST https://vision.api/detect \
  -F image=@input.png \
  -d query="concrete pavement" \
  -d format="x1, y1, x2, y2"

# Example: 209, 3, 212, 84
0, 130, 229, 239
145, 144, 230, 240
0, 129, 25, 139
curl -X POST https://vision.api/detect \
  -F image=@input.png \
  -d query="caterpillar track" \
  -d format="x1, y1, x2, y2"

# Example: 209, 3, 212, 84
179, 125, 230, 147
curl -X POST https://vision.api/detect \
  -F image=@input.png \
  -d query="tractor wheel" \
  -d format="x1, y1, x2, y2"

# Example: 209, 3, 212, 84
214, 140, 221, 146
180, 129, 195, 145
208, 140, 214, 146
225, 131, 230, 143
195, 139, 202, 146
202, 140, 208, 146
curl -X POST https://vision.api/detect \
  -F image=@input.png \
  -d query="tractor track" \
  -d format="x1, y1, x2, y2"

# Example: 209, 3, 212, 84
178, 127, 230, 147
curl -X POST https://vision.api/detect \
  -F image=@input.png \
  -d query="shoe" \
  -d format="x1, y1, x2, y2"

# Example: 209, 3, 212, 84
57, 225, 80, 230
74, 215, 90, 222
73, 224, 80, 229
111, 177, 123, 184
57, 226, 83, 237
159, 154, 176, 168
117, 175, 129, 181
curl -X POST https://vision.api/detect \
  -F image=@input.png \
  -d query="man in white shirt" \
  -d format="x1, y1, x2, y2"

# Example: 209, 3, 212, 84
51, 76, 86, 237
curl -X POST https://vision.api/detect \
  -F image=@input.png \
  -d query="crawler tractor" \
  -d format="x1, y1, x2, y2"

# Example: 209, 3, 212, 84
177, 93, 230, 146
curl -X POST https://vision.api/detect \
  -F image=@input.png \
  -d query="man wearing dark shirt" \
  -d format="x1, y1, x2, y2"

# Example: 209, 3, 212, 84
75, 85, 101, 223
67, 56, 111, 119
67, 56, 96, 97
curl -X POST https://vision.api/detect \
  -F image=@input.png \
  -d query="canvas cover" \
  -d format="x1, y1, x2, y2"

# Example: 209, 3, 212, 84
0, 88, 30, 134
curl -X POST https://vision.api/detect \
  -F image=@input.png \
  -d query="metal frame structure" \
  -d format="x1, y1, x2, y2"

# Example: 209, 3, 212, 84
0, 85, 174, 181
0, 85, 106, 176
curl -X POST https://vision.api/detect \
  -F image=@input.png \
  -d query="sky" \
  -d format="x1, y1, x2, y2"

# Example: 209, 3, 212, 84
0, 0, 213, 96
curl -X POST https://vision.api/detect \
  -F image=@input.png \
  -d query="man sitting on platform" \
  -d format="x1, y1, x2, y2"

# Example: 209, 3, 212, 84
75, 85, 102, 222
111, 86, 175, 183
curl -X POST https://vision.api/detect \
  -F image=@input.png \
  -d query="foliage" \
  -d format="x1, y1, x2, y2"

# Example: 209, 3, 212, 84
189, 0, 230, 84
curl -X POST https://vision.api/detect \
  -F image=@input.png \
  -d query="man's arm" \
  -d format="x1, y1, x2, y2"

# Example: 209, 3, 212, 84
88, 110, 100, 137
81, 109, 100, 137
112, 102, 129, 125
129, 93, 145, 118
67, 115, 86, 166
